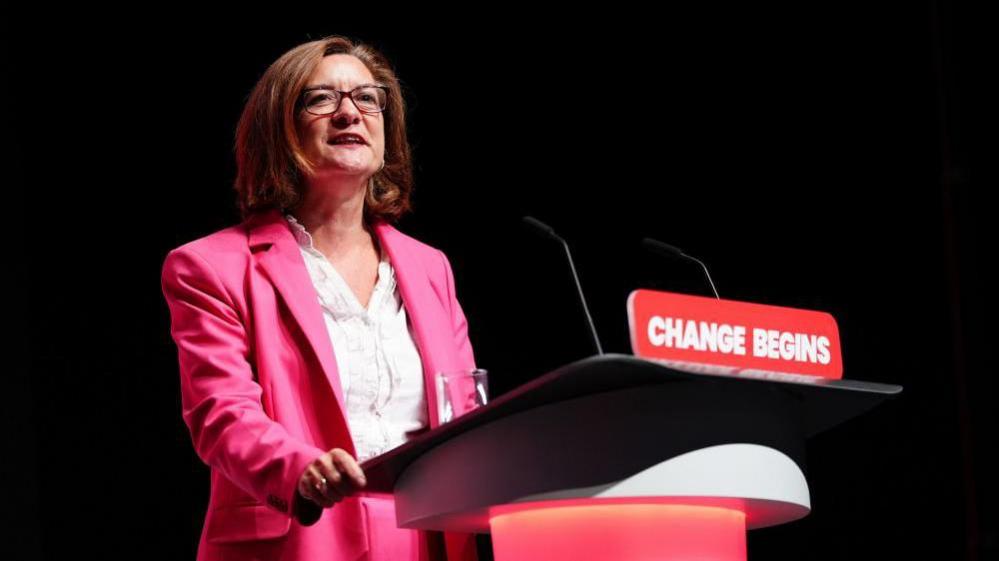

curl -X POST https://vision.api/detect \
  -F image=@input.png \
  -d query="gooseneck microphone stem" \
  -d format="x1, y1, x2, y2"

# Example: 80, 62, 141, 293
559, 236, 604, 355
641, 237, 721, 300
687, 254, 720, 300
523, 216, 604, 356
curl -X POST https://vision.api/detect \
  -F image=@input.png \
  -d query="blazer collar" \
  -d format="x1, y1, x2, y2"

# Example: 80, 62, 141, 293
245, 208, 449, 431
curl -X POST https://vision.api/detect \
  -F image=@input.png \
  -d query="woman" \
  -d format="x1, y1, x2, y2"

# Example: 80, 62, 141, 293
160, 35, 479, 561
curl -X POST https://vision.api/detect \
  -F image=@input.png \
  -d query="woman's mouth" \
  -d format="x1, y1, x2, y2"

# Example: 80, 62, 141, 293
328, 133, 368, 146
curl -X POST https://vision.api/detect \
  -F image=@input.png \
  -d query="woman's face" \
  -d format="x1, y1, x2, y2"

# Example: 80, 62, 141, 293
296, 54, 385, 180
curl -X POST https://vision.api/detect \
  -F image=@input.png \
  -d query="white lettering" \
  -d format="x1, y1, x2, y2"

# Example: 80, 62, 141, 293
699, 321, 719, 352
753, 328, 768, 357
767, 329, 781, 359
816, 336, 831, 365
733, 326, 747, 355
717, 324, 734, 353
779, 331, 795, 361
665, 317, 682, 347
646, 317, 749, 356
798, 334, 817, 363
682, 320, 701, 350
648, 316, 665, 346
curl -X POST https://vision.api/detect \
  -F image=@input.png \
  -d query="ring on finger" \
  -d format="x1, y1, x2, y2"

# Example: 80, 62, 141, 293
314, 476, 328, 493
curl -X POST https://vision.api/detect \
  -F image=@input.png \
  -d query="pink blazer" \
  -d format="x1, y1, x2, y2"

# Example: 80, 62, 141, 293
161, 208, 479, 561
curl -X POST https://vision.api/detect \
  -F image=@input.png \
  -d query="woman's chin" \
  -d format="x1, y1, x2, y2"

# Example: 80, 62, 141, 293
316, 152, 366, 169
312, 162, 376, 179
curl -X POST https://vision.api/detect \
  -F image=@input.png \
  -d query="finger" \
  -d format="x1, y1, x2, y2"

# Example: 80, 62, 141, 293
315, 459, 347, 502
314, 476, 340, 507
321, 451, 357, 497
331, 449, 367, 488
299, 471, 334, 508
316, 455, 344, 488
310, 468, 338, 507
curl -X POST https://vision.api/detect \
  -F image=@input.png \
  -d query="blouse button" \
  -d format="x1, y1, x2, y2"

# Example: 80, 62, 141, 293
379, 322, 394, 339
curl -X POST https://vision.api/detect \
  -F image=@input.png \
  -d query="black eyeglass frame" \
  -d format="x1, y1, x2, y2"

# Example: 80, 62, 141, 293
297, 84, 390, 115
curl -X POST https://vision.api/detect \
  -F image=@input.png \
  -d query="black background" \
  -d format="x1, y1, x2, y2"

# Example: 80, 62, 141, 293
4, 4, 996, 560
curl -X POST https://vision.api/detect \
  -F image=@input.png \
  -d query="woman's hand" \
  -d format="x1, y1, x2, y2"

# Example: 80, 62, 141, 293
297, 448, 367, 508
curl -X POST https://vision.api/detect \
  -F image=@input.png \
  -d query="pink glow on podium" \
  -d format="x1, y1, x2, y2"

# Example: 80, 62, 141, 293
489, 501, 747, 561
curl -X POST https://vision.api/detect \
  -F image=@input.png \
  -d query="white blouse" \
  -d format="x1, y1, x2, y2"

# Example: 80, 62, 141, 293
284, 213, 429, 462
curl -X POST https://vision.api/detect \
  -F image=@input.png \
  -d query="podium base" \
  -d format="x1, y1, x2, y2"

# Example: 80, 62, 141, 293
489, 499, 746, 561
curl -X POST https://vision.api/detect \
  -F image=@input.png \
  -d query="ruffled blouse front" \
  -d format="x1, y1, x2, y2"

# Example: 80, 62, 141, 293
284, 213, 428, 462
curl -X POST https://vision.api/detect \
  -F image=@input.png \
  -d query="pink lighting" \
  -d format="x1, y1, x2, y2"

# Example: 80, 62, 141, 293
490, 500, 747, 561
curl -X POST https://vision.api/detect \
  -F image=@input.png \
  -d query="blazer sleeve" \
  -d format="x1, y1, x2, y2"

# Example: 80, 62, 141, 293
439, 249, 477, 371
160, 245, 325, 519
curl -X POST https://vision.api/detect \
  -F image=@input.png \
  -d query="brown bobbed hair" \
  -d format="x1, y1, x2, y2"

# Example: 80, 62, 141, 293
233, 35, 413, 223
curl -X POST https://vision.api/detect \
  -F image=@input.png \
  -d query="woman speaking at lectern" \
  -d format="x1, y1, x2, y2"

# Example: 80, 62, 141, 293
160, 35, 479, 561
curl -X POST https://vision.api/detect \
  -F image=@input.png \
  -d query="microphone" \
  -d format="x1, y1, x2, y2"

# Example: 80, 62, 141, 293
522, 216, 604, 356
642, 238, 721, 299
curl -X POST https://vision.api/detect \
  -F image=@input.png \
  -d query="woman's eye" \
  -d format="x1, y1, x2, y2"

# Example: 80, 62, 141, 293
308, 93, 335, 105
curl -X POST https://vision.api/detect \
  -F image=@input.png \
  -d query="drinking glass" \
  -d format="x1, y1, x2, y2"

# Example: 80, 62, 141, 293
435, 368, 489, 424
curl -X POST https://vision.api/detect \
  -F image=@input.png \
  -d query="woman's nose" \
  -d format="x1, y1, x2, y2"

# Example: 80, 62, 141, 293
330, 96, 362, 126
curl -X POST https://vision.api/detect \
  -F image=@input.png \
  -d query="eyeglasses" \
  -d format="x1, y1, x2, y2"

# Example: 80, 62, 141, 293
298, 84, 389, 115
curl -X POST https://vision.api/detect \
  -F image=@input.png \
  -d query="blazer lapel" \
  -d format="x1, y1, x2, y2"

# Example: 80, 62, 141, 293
372, 220, 449, 430
246, 208, 452, 434
247, 209, 348, 415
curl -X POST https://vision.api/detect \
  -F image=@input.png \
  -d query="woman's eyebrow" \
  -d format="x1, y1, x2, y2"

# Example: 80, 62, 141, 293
303, 82, 382, 91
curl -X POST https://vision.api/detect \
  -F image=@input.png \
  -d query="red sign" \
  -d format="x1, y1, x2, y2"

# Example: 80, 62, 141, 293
627, 289, 843, 381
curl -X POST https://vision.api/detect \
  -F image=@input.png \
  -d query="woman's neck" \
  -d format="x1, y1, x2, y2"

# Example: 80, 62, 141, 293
290, 177, 374, 257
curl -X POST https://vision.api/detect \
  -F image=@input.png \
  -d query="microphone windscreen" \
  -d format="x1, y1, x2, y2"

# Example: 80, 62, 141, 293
522, 216, 557, 239
642, 237, 685, 258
